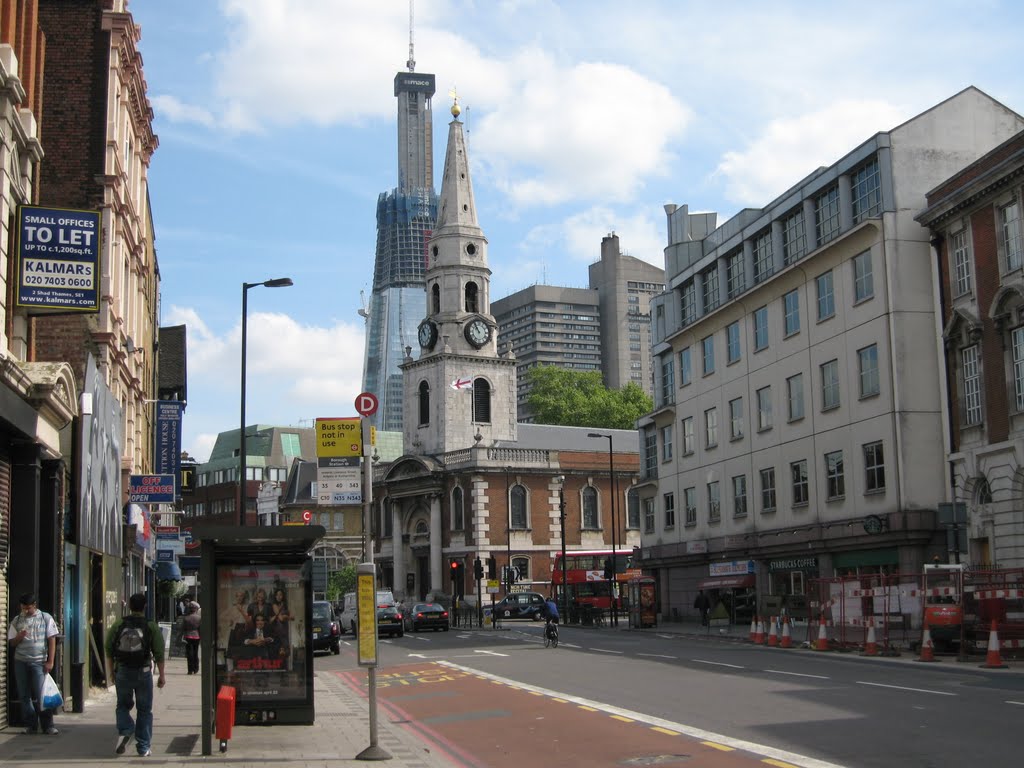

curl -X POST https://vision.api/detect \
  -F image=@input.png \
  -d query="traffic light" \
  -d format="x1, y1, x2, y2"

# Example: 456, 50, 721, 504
450, 558, 459, 575
487, 557, 496, 580
473, 558, 484, 579
603, 558, 613, 580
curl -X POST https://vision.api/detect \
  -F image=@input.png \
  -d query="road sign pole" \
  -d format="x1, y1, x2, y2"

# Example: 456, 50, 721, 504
356, 415, 388, 761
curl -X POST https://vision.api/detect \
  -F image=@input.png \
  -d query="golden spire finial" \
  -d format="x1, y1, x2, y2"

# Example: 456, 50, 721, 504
448, 86, 461, 117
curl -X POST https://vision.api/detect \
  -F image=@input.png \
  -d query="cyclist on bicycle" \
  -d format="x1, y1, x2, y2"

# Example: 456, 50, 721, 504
543, 597, 560, 638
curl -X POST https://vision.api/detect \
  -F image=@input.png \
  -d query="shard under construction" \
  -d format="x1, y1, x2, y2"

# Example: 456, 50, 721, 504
361, 67, 438, 432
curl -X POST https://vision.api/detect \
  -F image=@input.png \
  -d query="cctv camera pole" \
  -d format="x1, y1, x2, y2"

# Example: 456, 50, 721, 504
356, 415, 388, 761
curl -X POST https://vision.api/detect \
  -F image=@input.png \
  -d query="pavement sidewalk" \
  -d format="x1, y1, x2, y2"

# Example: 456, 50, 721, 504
0, 656, 453, 767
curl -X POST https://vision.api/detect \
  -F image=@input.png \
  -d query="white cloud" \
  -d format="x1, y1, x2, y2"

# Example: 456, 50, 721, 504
519, 205, 665, 268
150, 95, 215, 127
473, 53, 691, 207
714, 100, 909, 206
162, 305, 364, 461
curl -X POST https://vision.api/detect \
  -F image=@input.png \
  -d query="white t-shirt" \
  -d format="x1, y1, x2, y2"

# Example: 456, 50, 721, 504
7, 610, 59, 663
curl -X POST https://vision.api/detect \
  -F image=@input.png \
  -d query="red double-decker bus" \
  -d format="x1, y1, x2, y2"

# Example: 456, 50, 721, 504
551, 550, 639, 610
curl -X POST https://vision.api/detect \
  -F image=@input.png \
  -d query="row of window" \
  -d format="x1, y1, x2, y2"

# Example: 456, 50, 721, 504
378, 485, 644, 536
950, 198, 1022, 297
661, 253, 875, 406
958, 331, 1024, 426
660, 347, 880, 458
677, 158, 880, 329
647, 441, 886, 533
197, 466, 289, 486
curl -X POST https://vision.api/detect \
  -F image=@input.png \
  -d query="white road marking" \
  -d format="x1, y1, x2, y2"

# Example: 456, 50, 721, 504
856, 681, 957, 696
693, 659, 745, 669
474, 649, 509, 657
764, 669, 830, 680
591, 648, 624, 654
437, 660, 848, 768
1007, 700, 1024, 706
638, 653, 677, 659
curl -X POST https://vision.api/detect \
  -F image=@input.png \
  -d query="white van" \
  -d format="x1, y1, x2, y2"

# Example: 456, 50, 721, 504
340, 590, 396, 633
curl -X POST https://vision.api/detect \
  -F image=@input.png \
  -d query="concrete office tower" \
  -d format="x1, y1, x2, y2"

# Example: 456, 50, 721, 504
493, 285, 602, 421
589, 233, 665, 396
361, 65, 439, 431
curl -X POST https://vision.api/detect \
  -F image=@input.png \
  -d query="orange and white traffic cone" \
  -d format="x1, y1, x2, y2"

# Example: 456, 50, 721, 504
862, 618, 878, 656
981, 619, 1008, 669
766, 616, 779, 647
916, 619, 937, 662
814, 615, 829, 651
780, 616, 792, 649
753, 616, 765, 644
749, 615, 757, 643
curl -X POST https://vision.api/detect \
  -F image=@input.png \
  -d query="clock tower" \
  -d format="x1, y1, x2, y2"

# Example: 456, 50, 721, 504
402, 97, 516, 455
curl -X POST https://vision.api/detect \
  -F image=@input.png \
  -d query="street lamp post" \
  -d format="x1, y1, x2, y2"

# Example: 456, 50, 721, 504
556, 476, 568, 619
239, 277, 293, 526
588, 432, 618, 627
505, 466, 513, 594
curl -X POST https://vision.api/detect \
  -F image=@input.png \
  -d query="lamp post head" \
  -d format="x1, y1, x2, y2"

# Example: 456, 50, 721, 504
263, 277, 293, 288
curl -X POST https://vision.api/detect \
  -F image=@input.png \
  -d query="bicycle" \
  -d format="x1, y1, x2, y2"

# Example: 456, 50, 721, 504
592, 609, 606, 628
544, 621, 559, 648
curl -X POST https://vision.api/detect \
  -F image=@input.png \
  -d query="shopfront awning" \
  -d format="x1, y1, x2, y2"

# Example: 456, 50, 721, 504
698, 574, 755, 590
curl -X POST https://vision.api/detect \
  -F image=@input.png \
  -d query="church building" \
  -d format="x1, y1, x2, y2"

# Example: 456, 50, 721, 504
372, 99, 640, 605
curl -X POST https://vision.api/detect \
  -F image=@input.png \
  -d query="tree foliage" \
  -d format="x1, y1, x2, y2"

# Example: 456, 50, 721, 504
327, 563, 357, 601
524, 366, 653, 429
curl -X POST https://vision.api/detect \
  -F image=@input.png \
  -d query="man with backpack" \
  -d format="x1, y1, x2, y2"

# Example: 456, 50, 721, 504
105, 592, 166, 757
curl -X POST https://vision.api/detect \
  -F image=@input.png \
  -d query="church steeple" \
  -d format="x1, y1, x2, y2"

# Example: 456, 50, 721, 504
402, 94, 516, 456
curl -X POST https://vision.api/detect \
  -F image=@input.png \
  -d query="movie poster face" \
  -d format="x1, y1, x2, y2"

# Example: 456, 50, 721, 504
215, 565, 307, 703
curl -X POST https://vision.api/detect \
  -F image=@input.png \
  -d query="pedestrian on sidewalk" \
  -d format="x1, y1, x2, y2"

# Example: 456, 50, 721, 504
6, 593, 60, 735
105, 592, 166, 757
694, 589, 711, 627
181, 602, 201, 674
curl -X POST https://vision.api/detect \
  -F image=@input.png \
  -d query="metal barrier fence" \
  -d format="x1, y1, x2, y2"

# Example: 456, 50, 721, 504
804, 567, 1024, 655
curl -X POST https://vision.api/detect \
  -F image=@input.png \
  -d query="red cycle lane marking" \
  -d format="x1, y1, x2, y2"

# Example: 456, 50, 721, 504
339, 664, 773, 768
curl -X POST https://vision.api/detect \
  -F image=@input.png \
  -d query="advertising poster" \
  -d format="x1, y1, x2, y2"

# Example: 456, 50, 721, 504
215, 565, 308, 704
16, 205, 101, 312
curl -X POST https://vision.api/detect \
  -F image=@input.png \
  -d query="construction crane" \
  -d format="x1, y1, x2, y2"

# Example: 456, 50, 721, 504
406, 0, 416, 72
358, 290, 370, 322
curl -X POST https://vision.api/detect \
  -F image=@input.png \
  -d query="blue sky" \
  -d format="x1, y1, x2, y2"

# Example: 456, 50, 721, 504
130, 0, 1024, 462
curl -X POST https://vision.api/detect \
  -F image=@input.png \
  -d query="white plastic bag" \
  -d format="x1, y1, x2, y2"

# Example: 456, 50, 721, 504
41, 674, 63, 711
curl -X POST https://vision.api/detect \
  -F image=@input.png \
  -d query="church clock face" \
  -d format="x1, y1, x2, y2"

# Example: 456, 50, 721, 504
418, 320, 438, 350
464, 318, 491, 348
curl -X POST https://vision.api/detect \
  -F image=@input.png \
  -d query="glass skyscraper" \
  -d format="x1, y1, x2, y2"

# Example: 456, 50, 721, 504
361, 69, 438, 431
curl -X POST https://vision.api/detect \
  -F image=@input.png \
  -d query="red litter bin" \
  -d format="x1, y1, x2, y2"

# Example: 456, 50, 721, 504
215, 685, 236, 752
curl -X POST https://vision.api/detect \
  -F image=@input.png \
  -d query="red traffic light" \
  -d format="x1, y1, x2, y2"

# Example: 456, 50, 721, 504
450, 559, 459, 570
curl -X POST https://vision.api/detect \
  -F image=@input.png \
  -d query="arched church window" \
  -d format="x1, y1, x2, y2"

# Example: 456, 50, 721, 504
432, 284, 440, 314
510, 484, 528, 529
418, 381, 430, 426
582, 486, 599, 529
465, 281, 479, 313
626, 487, 640, 529
452, 486, 465, 531
472, 378, 491, 423
415, 519, 429, 535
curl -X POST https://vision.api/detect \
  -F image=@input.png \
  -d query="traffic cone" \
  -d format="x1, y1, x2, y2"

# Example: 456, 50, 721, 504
916, 619, 937, 662
753, 616, 765, 644
862, 618, 878, 656
814, 614, 829, 651
766, 616, 779, 647
779, 616, 792, 648
749, 615, 757, 643
981, 619, 1008, 669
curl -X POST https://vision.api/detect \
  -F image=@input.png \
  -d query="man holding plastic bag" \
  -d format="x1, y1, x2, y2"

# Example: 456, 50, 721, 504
6, 592, 60, 735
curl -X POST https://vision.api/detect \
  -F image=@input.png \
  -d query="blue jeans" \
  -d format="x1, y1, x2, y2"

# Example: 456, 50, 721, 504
115, 665, 154, 754
13, 659, 54, 731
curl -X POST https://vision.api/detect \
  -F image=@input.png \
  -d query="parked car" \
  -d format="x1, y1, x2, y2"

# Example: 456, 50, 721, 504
405, 602, 449, 632
311, 600, 341, 654
377, 605, 404, 637
491, 591, 547, 621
